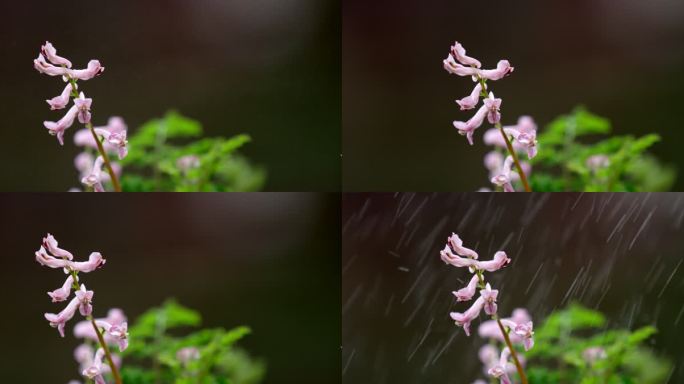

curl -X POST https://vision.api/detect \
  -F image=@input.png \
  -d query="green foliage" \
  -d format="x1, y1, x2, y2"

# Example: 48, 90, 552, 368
120, 299, 265, 384
524, 303, 671, 383
528, 107, 675, 191
120, 111, 265, 191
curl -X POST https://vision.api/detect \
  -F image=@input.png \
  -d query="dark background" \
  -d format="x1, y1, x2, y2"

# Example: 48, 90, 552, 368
0, 0, 340, 191
343, 0, 684, 191
343, 193, 684, 383
0, 193, 340, 383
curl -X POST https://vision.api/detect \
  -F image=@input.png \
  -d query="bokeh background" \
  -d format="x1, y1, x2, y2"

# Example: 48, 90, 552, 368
343, 193, 684, 383
0, 0, 339, 191
343, 0, 684, 191
0, 193, 339, 383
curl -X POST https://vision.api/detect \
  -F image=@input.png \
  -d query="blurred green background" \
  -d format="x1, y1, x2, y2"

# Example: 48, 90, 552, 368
343, 0, 684, 190
0, 0, 340, 191
0, 193, 339, 383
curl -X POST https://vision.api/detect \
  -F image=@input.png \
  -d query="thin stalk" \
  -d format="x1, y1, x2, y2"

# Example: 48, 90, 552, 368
87, 122, 122, 192
476, 77, 532, 192
90, 317, 123, 384
68, 270, 122, 384
496, 122, 531, 192
67, 77, 121, 192
496, 318, 528, 384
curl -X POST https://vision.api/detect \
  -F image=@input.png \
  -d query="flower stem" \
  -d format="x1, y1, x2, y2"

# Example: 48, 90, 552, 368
67, 270, 122, 384
87, 122, 122, 192
66, 77, 121, 192
90, 317, 123, 384
496, 318, 528, 384
496, 122, 531, 192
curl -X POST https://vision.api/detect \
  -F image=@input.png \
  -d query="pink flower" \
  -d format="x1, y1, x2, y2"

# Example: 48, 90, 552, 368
74, 344, 94, 370
513, 321, 535, 351
476, 251, 511, 272
34, 54, 70, 77
456, 83, 483, 111
483, 129, 525, 152
453, 274, 480, 302
96, 319, 129, 351
487, 347, 513, 384
450, 42, 482, 68
70, 252, 106, 273
453, 103, 489, 145
440, 245, 478, 268
586, 154, 610, 171
41, 41, 72, 68
74, 308, 127, 344
443, 55, 480, 77
485, 151, 530, 185
82, 348, 105, 381
480, 283, 499, 315
583, 347, 607, 363
45, 296, 81, 337
43, 233, 74, 260
479, 344, 499, 370
479, 60, 514, 81
74, 152, 95, 178
484, 151, 504, 175
94, 127, 128, 160
81, 156, 106, 192
47, 275, 75, 302
490, 156, 515, 192
177, 155, 201, 172
34, 42, 104, 81
479, 308, 531, 343
75, 285, 94, 316
483, 93, 502, 124
46, 83, 74, 110
43, 104, 79, 145
450, 296, 484, 336
76, 117, 128, 155
35, 246, 70, 269
74, 153, 117, 185
503, 116, 538, 159
177, 347, 201, 364
69, 60, 105, 81
447, 233, 479, 259
74, 93, 92, 124
441, 247, 510, 272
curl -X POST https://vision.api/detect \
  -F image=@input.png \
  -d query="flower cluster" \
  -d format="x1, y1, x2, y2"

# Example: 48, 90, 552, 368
35, 233, 126, 384
440, 233, 510, 335
70, 308, 128, 384
440, 233, 534, 384
443, 41, 538, 192
34, 41, 128, 192
443, 42, 512, 145
34, 42, 103, 145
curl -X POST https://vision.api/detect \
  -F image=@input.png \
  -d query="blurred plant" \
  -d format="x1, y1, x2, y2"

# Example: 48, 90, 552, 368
523, 303, 671, 383
443, 41, 533, 192
440, 233, 530, 384
34, 41, 264, 192
529, 107, 675, 191
119, 111, 265, 192
119, 299, 265, 384
35, 234, 124, 384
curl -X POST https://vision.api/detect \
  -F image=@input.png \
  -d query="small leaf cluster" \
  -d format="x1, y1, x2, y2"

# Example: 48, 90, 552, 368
120, 299, 265, 384
120, 111, 265, 191
530, 107, 675, 191
524, 303, 671, 383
